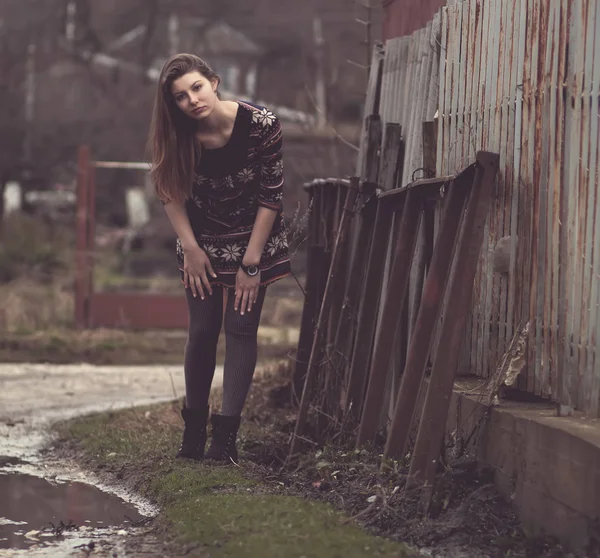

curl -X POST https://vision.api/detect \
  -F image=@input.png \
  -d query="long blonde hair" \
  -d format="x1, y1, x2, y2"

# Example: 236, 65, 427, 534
147, 53, 219, 204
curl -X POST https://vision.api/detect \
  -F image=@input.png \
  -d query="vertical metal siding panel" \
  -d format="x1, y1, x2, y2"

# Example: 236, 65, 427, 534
504, 0, 521, 345
487, 0, 508, 378
390, 39, 398, 124
470, 0, 485, 367
448, 3, 463, 174
436, 9, 449, 176
402, 34, 416, 186
464, 0, 479, 162
476, 0, 493, 377
498, 0, 517, 363
396, 38, 405, 122
457, 1, 470, 169
381, 41, 392, 125
459, 0, 476, 374
564, 0, 585, 408
394, 39, 405, 123
579, 0, 595, 413
557, 0, 571, 411
547, 1, 562, 403
522, 0, 539, 395
493, 0, 512, 372
481, 0, 500, 378
446, 5, 464, 351
442, 7, 453, 176
507, 0, 528, 350
404, 30, 420, 185
529, 0, 544, 396
409, 28, 428, 183
396, 38, 409, 125
535, 0, 551, 398
435, 7, 449, 262
588, 2, 600, 417
443, 4, 455, 177
401, 33, 417, 184
401, 37, 415, 134
444, 4, 469, 373
572, 0, 590, 410
427, 13, 442, 121
386, 39, 396, 124
474, 0, 492, 374
422, 22, 436, 124
413, 27, 428, 176
515, 0, 532, 380
433, 6, 460, 358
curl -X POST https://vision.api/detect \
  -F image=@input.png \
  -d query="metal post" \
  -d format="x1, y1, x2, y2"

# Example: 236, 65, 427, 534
75, 146, 90, 329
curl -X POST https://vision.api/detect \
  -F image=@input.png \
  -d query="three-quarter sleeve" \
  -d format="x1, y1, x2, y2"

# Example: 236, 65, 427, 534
258, 114, 284, 211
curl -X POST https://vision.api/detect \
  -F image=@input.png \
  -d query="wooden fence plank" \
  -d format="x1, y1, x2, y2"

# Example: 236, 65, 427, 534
407, 152, 499, 501
345, 201, 395, 419
288, 179, 360, 459
357, 188, 423, 446
332, 197, 378, 399
382, 167, 474, 462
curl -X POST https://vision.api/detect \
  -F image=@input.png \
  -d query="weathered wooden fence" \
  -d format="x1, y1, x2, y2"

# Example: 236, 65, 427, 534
293, 0, 599, 435
288, 0, 599, 502
290, 136, 499, 500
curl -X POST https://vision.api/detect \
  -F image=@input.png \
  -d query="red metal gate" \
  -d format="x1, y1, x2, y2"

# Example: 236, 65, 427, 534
75, 145, 188, 329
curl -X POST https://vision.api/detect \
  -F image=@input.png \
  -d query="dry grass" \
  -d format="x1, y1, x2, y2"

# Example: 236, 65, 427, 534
0, 277, 74, 332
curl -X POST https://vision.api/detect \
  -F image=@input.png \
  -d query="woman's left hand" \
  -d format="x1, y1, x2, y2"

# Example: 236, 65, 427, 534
235, 268, 261, 315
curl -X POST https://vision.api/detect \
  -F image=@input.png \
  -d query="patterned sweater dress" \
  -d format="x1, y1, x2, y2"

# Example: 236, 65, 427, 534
176, 101, 291, 289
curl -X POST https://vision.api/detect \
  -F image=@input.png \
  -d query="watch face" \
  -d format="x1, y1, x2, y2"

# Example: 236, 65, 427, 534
247, 265, 259, 276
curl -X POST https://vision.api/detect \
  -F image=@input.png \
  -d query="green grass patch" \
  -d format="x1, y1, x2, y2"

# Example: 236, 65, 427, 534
58, 404, 414, 558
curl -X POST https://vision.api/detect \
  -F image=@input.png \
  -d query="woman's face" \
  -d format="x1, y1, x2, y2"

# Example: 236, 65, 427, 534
170, 71, 218, 120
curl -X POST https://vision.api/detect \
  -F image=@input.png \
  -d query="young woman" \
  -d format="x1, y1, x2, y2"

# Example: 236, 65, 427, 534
148, 53, 291, 463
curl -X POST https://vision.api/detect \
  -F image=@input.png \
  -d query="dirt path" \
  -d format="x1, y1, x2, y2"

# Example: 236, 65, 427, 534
0, 363, 222, 557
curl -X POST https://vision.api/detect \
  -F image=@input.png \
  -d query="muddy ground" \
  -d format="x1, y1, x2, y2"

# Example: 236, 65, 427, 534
0, 362, 221, 557
53, 363, 585, 558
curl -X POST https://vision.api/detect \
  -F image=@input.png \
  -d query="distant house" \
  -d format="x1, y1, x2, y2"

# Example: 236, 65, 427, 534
170, 18, 264, 101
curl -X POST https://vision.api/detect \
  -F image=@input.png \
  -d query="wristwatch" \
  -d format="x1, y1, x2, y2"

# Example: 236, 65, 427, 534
240, 262, 259, 277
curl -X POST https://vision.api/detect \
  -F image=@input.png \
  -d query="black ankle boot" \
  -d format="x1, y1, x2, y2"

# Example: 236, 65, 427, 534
205, 414, 241, 463
176, 406, 209, 460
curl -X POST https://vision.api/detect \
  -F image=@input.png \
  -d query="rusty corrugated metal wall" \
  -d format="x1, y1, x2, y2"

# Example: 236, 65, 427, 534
377, 0, 600, 416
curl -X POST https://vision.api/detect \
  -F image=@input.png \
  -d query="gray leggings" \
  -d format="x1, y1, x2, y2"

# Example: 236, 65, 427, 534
183, 286, 266, 416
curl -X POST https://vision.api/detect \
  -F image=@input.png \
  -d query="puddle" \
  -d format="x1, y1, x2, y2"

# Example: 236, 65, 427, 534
0, 473, 144, 550
0, 458, 25, 469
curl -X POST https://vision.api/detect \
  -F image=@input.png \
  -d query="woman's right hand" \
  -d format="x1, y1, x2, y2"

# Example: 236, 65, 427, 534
183, 245, 217, 299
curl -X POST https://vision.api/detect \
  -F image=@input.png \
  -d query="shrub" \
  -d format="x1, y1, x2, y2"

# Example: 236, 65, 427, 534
0, 213, 72, 284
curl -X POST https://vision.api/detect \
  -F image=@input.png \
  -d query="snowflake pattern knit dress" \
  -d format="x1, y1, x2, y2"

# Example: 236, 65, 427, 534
176, 101, 291, 289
